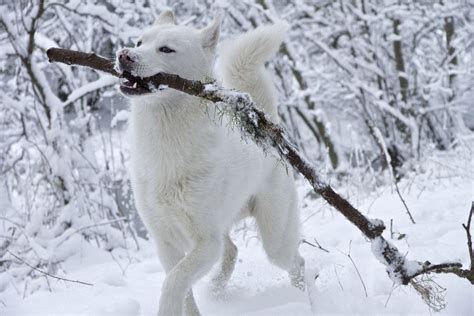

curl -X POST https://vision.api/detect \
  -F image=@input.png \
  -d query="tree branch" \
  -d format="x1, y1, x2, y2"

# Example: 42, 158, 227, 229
1, 0, 53, 126
7, 250, 93, 286
46, 48, 474, 287
462, 203, 474, 278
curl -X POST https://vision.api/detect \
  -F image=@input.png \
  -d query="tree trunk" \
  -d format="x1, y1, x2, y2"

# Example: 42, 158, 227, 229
392, 19, 409, 104
444, 16, 458, 92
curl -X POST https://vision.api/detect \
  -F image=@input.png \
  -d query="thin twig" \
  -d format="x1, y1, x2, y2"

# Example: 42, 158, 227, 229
390, 218, 394, 239
394, 180, 416, 224
344, 241, 368, 297
313, 237, 330, 253
384, 283, 398, 307
369, 122, 416, 224
54, 218, 128, 249
334, 264, 344, 291
6, 250, 93, 286
302, 238, 330, 253
462, 202, 473, 271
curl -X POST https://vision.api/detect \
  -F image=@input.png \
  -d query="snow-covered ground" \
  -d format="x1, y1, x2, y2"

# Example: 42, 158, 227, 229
2, 149, 473, 315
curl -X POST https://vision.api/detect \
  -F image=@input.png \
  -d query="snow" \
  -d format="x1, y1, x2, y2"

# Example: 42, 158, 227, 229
111, 110, 130, 128
62, 76, 117, 108
2, 152, 472, 315
368, 218, 385, 231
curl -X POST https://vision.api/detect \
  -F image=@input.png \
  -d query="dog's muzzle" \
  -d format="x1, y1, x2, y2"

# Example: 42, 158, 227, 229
116, 49, 150, 96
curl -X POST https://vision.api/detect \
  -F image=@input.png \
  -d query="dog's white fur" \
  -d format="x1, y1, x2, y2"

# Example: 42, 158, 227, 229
121, 11, 304, 316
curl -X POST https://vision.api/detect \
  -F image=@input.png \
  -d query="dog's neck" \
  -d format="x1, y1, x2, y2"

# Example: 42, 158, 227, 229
130, 89, 221, 150
128, 89, 223, 182
131, 90, 212, 125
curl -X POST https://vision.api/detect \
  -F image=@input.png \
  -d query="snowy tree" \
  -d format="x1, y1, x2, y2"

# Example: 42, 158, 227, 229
0, 0, 145, 294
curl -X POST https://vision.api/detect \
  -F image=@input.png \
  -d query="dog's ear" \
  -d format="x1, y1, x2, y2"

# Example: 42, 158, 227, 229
155, 10, 175, 25
201, 16, 221, 51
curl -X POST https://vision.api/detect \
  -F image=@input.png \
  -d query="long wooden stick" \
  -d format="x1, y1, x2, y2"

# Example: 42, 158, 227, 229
46, 47, 474, 286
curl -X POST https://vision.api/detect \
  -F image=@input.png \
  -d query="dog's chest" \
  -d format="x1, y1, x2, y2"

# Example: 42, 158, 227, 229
129, 102, 219, 199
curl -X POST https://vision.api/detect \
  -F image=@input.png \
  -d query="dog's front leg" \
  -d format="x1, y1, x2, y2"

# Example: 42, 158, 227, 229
153, 238, 199, 315
158, 236, 222, 316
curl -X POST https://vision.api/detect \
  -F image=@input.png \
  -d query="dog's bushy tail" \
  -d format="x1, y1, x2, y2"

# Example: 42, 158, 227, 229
218, 22, 288, 122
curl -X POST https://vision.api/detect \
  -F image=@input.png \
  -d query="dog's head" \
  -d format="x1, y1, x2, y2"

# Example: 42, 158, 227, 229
117, 10, 220, 97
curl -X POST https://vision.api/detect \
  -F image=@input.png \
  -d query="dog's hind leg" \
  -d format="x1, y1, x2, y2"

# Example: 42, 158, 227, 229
211, 234, 238, 292
158, 235, 222, 316
253, 169, 305, 290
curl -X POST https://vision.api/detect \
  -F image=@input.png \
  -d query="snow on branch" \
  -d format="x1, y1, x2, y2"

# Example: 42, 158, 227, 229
46, 48, 474, 289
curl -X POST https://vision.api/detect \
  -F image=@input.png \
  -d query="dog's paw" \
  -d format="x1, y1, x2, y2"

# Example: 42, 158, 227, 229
291, 277, 306, 291
290, 265, 307, 291
210, 274, 228, 295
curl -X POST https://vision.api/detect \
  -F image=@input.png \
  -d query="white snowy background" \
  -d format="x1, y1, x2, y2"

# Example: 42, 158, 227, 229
0, 0, 473, 315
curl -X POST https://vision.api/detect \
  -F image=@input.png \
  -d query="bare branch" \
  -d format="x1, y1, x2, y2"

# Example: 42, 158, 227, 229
6, 250, 93, 287
46, 2, 113, 27
462, 202, 473, 271
302, 238, 330, 253
333, 264, 344, 291
340, 241, 368, 297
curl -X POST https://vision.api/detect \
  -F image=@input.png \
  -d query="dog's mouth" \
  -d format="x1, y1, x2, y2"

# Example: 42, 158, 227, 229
119, 76, 150, 96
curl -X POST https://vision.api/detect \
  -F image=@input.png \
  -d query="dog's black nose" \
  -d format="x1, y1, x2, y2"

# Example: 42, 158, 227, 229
118, 49, 137, 71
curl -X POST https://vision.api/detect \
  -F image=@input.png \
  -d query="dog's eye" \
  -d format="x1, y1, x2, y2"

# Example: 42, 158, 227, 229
158, 46, 175, 53
136, 40, 142, 47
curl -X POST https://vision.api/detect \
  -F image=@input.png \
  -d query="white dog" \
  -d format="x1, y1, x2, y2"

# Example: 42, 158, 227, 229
117, 10, 305, 316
